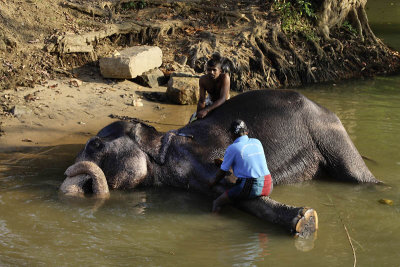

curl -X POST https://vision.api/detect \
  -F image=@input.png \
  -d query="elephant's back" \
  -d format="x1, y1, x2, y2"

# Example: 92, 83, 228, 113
213, 89, 309, 122
182, 89, 315, 135
181, 89, 314, 142
231, 89, 306, 110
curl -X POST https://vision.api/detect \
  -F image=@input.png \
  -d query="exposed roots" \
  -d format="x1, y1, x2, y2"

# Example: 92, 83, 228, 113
54, 0, 400, 92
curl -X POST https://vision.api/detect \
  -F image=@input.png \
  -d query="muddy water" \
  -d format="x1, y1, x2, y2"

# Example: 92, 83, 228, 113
2, 76, 399, 266
1, 6, 400, 267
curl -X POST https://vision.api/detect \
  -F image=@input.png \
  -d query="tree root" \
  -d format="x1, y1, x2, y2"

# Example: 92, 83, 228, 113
212, 10, 252, 27
356, 5, 380, 45
57, 0, 400, 91
62, 1, 111, 18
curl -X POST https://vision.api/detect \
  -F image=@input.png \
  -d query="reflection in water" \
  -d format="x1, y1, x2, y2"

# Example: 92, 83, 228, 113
257, 233, 270, 257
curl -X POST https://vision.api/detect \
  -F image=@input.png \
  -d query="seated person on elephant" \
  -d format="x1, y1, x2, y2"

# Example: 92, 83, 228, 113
189, 53, 230, 123
209, 120, 273, 213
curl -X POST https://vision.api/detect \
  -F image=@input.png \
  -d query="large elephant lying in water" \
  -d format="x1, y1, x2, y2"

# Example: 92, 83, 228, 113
60, 90, 379, 237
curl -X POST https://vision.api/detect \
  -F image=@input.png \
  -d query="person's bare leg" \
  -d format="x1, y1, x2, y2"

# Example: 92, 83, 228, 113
212, 192, 231, 213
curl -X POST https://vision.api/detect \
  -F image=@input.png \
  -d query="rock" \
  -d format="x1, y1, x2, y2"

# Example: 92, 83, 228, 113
134, 68, 166, 88
188, 41, 213, 72
132, 99, 143, 107
174, 54, 188, 65
143, 92, 167, 103
10, 105, 32, 117
379, 199, 393, 205
44, 43, 56, 53
4, 34, 17, 48
57, 35, 94, 53
69, 79, 83, 87
166, 76, 199, 105
24, 93, 38, 102
170, 65, 200, 78
0, 39, 6, 51
99, 46, 163, 79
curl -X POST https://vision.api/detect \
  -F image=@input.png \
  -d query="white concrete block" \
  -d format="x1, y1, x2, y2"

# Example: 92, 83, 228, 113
99, 46, 162, 79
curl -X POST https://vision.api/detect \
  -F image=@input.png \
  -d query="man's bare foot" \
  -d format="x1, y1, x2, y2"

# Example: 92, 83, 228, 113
212, 200, 222, 213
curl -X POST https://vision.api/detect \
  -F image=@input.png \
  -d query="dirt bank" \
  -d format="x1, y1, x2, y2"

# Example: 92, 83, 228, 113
1, 0, 400, 150
0, 68, 195, 151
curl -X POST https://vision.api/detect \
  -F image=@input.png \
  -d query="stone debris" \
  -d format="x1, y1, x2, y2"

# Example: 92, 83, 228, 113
166, 76, 199, 105
10, 105, 32, 117
24, 93, 39, 102
134, 68, 166, 88
69, 79, 83, 87
174, 54, 188, 65
379, 199, 393, 205
99, 46, 163, 79
170, 64, 200, 78
143, 92, 167, 103
132, 98, 143, 107
48, 83, 58, 89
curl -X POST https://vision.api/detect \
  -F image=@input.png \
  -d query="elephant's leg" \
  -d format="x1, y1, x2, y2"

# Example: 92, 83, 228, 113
236, 197, 318, 238
315, 119, 380, 183
211, 183, 318, 237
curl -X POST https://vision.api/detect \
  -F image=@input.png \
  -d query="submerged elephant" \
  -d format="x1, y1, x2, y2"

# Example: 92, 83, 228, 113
60, 90, 379, 237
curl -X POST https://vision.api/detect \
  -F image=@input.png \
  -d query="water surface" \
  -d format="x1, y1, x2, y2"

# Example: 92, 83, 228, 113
0, 3, 399, 266
1, 74, 399, 266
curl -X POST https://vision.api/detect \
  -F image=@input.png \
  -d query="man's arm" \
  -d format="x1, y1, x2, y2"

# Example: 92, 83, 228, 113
197, 77, 207, 113
197, 73, 230, 118
210, 145, 234, 187
209, 169, 230, 188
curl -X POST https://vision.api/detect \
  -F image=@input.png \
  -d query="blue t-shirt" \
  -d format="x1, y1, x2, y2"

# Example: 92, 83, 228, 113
221, 135, 270, 178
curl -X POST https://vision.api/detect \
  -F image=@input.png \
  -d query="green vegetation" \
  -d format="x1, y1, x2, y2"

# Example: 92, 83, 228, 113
121, 0, 148, 10
342, 21, 358, 35
273, 0, 319, 41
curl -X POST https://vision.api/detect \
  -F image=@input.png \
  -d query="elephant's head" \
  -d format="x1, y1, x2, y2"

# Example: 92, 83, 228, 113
60, 120, 164, 198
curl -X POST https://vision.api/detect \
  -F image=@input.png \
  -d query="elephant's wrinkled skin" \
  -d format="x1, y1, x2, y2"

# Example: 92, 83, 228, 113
61, 90, 379, 236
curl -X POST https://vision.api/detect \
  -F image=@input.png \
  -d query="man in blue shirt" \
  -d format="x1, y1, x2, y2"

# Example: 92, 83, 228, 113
209, 120, 273, 213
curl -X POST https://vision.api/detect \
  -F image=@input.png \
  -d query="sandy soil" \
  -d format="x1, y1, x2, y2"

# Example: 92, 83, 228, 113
0, 67, 195, 152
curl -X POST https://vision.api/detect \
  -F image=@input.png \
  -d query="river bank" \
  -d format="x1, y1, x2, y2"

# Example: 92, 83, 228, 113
0, 67, 193, 151
1, 0, 399, 151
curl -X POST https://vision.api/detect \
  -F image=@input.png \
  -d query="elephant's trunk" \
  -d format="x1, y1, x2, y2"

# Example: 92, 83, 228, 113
61, 161, 110, 198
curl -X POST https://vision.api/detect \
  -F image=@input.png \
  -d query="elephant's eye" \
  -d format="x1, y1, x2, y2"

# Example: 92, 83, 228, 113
87, 138, 104, 152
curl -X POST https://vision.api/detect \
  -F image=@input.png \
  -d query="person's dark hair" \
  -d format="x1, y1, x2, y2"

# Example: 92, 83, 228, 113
206, 53, 223, 68
229, 119, 248, 136
206, 52, 234, 74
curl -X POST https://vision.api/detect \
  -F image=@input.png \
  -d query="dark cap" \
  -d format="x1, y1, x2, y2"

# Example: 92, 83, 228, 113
230, 119, 248, 135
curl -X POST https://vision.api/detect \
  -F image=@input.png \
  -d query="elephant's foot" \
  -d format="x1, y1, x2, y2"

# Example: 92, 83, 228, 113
293, 208, 318, 239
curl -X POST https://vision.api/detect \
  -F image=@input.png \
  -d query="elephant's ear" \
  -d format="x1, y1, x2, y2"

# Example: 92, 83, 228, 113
128, 122, 164, 163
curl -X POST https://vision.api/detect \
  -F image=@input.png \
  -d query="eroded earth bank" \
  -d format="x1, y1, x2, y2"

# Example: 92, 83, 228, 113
0, 0, 399, 149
